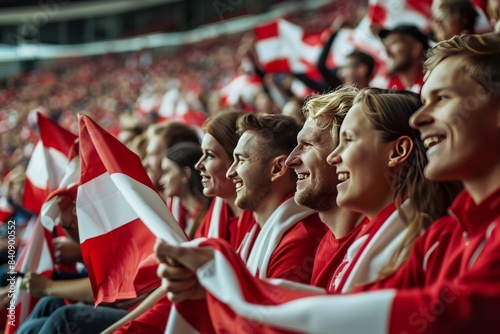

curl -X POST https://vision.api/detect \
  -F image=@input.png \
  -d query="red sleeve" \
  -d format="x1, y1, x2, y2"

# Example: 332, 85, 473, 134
389, 224, 500, 334
115, 296, 170, 334
115, 297, 215, 334
266, 215, 327, 283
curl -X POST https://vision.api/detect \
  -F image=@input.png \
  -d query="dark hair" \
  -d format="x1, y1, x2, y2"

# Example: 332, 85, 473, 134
439, 0, 478, 32
347, 50, 375, 79
165, 142, 211, 238
236, 113, 301, 162
202, 110, 245, 160
354, 88, 462, 277
148, 122, 199, 149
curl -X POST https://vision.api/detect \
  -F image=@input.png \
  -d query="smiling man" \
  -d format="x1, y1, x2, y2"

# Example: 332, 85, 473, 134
224, 113, 327, 282
156, 32, 500, 333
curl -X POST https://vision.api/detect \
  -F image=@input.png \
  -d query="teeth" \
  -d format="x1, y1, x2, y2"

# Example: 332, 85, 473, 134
235, 182, 242, 189
297, 173, 309, 180
338, 172, 350, 182
423, 136, 442, 149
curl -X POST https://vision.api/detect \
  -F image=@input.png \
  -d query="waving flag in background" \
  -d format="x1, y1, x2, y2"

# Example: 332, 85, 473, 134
254, 0, 435, 91
23, 112, 77, 214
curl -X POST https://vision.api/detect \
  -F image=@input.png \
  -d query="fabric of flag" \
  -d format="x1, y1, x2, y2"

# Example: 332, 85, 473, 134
4, 217, 54, 334
77, 114, 187, 305
0, 197, 14, 223
23, 112, 77, 214
194, 238, 395, 334
367, 0, 432, 30
255, 19, 322, 75
219, 74, 263, 108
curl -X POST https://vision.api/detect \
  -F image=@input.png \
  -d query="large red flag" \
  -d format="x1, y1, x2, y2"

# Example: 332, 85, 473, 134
23, 113, 77, 214
77, 114, 187, 305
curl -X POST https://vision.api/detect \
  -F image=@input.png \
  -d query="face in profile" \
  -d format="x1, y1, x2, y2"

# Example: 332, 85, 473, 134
327, 103, 395, 217
431, 5, 470, 42
226, 132, 272, 212
383, 33, 414, 76
159, 157, 186, 199
142, 135, 166, 189
196, 133, 234, 199
410, 56, 500, 183
286, 117, 338, 211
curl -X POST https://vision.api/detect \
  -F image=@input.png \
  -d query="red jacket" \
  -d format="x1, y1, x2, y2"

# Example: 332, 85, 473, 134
194, 188, 500, 334
358, 187, 500, 333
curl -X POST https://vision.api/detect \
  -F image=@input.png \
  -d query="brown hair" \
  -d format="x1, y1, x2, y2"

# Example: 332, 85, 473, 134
236, 113, 301, 163
146, 122, 199, 149
438, 0, 478, 32
202, 111, 245, 160
354, 88, 462, 277
424, 32, 500, 100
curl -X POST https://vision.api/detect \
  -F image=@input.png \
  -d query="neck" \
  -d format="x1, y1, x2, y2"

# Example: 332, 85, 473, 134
181, 192, 200, 216
319, 206, 364, 238
225, 193, 243, 217
254, 192, 290, 227
463, 163, 500, 204
357, 78, 370, 90
397, 62, 422, 89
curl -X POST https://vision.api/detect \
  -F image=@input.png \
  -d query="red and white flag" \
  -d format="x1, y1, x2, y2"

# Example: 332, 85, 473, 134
0, 197, 14, 223
367, 0, 431, 30
255, 19, 322, 76
23, 113, 77, 214
4, 217, 54, 334
219, 74, 263, 108
194, 238, 395, 334
77, 114, 187, 305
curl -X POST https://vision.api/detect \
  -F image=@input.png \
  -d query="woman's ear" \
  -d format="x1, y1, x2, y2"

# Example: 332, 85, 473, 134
388, 136, 413, 168
270, 155, 288, 181
182, 166, 192, 183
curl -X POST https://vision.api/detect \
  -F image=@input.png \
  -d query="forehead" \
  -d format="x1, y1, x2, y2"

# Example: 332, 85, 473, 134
146, 135, 165, 154
421, 56, 477, 98
341, 103, 369, 130
299, 118, 330, 140
201, 133, 223, 150
234, 132, 257, 154
161, 157, 178, 170
383, 32, 409, 44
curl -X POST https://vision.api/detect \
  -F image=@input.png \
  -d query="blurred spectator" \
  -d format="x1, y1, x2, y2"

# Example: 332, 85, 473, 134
337, 50, 375, 89
378, 25, 429, 92
431, 0, 478, 42
488, 0, 500, 31
141, 122, 199, 191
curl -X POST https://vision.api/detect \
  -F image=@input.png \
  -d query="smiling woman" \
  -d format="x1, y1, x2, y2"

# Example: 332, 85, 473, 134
328, 88, 462, 278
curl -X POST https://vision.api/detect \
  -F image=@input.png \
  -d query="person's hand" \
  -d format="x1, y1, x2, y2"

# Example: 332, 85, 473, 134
154, 239, 214, 272
330, 15, 348, 33
22, 272, 53, 298
157, 261, 206, 302
53, 236, 82, 264
0, 286, 10, 308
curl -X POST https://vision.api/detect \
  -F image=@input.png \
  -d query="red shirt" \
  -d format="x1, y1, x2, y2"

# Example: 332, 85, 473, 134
387, 71, 424, 93
356, 188, 500, 333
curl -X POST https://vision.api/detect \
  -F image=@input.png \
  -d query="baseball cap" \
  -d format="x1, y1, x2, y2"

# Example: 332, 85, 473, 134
379, 24, 429, 50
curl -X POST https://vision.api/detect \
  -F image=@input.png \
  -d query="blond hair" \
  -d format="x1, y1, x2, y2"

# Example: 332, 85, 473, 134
303, 85, 359, 145
425, 32, 500, 99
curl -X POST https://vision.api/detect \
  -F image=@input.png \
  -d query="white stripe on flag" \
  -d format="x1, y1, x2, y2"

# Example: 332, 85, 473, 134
111, 173, 187, 244
77, 172, 140, 243
26, 143, 68, 189
198, 251, 396, 334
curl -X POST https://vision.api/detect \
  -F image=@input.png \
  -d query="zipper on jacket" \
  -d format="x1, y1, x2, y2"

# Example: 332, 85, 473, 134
448, 209, 470, 246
